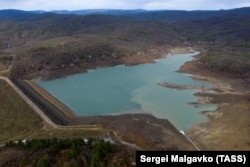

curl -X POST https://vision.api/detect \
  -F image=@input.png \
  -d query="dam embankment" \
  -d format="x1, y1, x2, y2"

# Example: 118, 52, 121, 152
11, 78, 76, 125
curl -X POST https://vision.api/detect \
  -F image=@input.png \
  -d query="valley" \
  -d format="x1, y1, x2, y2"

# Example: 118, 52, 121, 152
0, 7, 250, 166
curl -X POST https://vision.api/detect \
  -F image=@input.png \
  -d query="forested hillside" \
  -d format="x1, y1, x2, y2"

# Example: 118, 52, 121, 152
0, 8, 249, 79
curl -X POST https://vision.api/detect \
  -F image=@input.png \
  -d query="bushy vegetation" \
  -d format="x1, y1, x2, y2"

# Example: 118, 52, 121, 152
4, 137, 115, 167
0, 12, 182, 78
178, 15, 250, 79
200, 49, 250, 78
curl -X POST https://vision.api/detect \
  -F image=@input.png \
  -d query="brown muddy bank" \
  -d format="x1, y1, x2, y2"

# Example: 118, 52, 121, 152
71, 114, 197, 150
178, 51, 250, 150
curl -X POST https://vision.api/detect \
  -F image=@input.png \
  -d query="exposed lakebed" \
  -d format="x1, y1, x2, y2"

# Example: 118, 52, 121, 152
37, 51, 216, 131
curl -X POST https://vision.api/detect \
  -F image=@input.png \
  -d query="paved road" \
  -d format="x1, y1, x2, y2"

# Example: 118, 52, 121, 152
180, 130, 200, 151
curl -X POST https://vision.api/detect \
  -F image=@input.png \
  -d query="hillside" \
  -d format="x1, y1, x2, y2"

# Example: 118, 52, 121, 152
47, 7, 250, 23
0, 12, 182, 79
180, 15, 250, 78
0, 8, 250, 80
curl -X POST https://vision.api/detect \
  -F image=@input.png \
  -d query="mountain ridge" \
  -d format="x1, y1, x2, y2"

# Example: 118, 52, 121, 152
1, 7, 250, 22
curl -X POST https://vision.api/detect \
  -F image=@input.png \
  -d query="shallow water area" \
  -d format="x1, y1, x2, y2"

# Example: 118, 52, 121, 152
37, 51, 216, 131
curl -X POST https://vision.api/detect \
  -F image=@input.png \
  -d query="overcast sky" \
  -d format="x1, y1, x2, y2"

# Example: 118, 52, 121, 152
0, 0, 249, 11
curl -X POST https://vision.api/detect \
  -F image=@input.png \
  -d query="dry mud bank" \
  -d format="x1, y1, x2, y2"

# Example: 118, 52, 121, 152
71, 114, 197, 150
178, 52, 250, 150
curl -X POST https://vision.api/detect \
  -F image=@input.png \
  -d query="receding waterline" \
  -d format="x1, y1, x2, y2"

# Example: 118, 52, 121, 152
37, 51, 216, 131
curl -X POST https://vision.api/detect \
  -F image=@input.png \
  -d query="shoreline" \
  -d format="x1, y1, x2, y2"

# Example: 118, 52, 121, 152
9, 46, 250, 150
7, 46, 204, 150
29, 46, 202, 123
10, 77, 198, 150
178, 50, 250, 150
22, 45, 192, 81
16, 45, 194, 123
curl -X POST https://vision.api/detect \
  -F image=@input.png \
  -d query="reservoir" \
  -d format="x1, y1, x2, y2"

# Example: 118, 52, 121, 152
37, 51, 216, 131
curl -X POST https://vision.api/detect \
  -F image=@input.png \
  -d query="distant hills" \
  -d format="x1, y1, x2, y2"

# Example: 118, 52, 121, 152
1, 7, 250, 22
0, 7, 250, 79
47, 7, 250, 22
0, 9, 40, 21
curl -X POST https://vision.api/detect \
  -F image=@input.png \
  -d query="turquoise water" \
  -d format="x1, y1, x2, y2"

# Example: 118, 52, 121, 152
37, 51, 216, 131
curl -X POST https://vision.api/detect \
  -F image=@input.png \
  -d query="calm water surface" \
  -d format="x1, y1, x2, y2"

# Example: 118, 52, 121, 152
37, 51, 216, 131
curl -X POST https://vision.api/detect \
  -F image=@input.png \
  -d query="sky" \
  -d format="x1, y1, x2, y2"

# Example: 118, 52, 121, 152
0, 0, 249, 11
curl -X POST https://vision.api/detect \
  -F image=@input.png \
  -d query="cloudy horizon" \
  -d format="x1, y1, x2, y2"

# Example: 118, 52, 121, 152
0, 0, 249, 11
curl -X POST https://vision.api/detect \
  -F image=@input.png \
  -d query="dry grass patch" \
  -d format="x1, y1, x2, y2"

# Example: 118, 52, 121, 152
0, 79, 43, 143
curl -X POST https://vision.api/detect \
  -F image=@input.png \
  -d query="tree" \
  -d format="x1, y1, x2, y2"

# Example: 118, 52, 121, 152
81, 155, 88, 167
70, 159, 79, 167
37, 158, 49, 167
19, 155, 28, 166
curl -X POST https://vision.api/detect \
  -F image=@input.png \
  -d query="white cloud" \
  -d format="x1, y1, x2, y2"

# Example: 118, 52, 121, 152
0, 0, 140, 10
142, 0, 249, 10
0, 0, 249, 10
